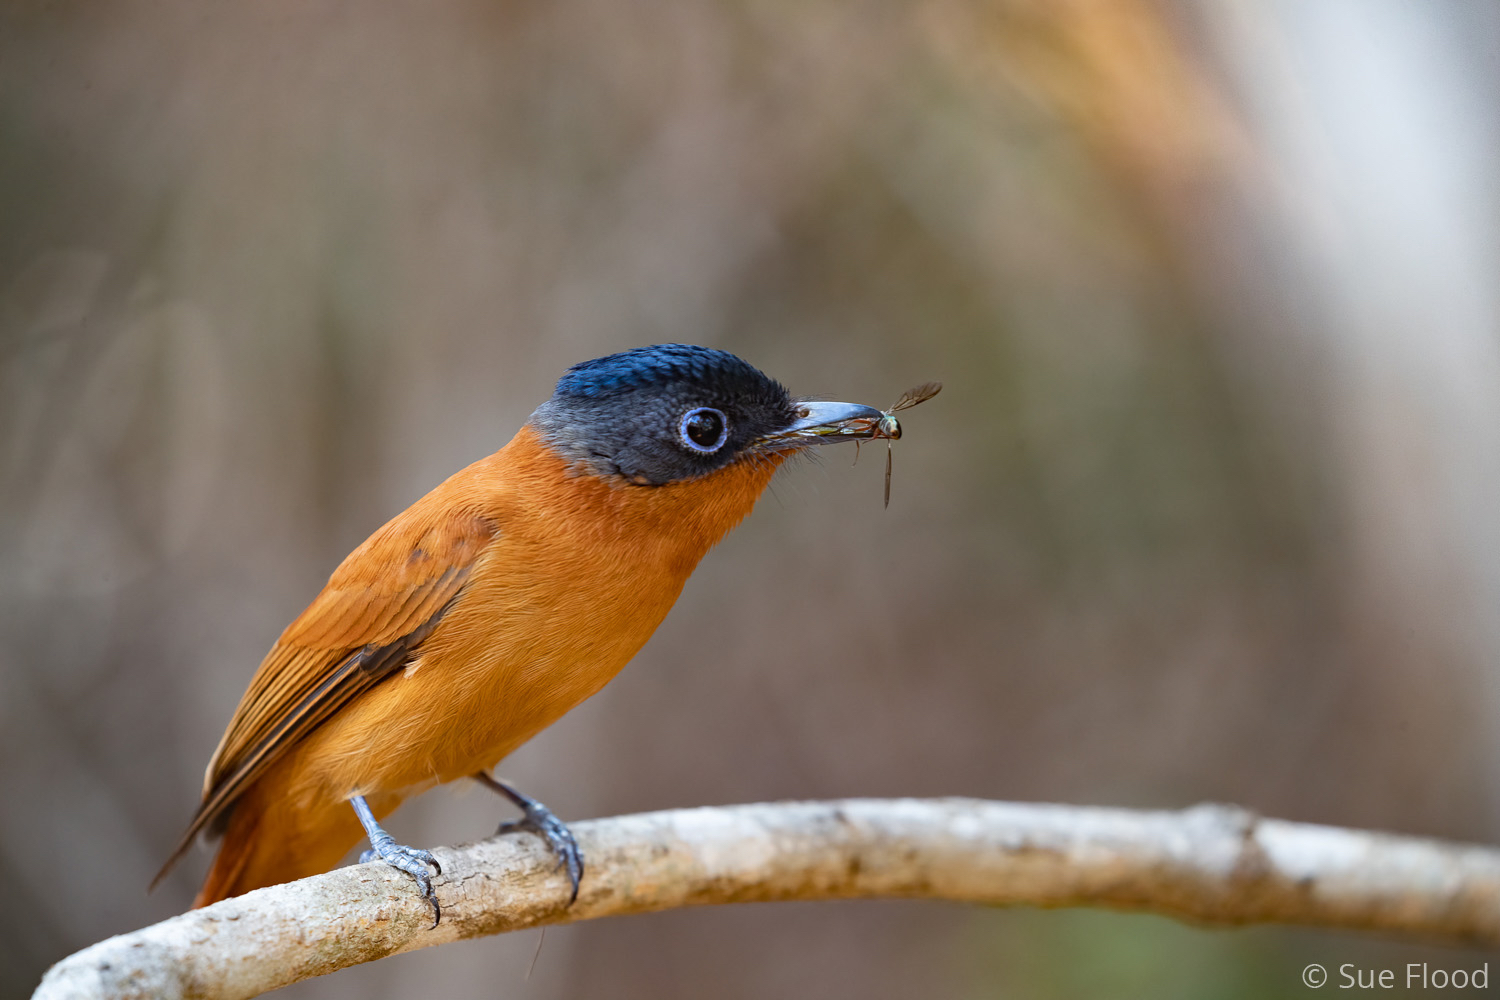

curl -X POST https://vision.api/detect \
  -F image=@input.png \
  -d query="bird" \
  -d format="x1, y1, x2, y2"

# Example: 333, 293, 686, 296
154, 343, 890, 922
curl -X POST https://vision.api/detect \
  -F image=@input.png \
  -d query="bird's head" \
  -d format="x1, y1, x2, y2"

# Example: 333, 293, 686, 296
530, 344, 885, 486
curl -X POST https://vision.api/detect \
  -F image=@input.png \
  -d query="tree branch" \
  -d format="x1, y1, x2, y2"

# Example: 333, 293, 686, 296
35, 798, 1500, 999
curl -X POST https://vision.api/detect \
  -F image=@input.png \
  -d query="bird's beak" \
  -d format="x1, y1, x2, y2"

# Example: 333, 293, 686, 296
755, 400, 887, 451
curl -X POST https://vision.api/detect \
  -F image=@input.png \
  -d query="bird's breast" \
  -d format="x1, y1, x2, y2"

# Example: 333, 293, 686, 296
301, 425, 784, 796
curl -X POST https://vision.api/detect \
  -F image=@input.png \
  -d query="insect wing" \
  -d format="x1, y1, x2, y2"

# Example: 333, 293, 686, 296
888, 381, 942, 413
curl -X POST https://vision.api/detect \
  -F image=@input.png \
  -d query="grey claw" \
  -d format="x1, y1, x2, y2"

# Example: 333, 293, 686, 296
348, 795, 443, 926
366, 841, 443, 926
525, 811, 583, 904
476, 774, 584, 904
500, 810, 583, 902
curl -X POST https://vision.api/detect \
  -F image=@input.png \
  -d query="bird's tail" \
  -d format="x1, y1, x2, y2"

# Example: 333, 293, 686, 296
193, 806, 260, 907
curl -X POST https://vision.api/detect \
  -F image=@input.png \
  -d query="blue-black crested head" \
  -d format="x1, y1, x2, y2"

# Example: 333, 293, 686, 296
530, 345, 802, 484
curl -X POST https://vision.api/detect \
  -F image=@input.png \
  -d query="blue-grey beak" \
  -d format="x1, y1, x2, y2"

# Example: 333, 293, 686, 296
755, 400, 886, 450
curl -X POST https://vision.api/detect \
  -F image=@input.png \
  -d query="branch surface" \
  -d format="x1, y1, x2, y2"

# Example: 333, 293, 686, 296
35, 798, 1500, 999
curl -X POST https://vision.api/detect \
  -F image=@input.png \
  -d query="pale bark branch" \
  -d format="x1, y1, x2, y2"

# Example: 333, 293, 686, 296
34, 798, 1500, 999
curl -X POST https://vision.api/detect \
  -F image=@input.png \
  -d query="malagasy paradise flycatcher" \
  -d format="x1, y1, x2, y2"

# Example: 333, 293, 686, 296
155, 344, 936, 923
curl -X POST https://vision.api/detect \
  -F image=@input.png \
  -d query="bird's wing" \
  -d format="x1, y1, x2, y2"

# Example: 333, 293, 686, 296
153, 508, 498, 886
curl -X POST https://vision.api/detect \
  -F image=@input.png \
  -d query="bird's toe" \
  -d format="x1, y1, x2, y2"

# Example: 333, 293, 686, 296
510, 805, 584, 903
366, 841, 443, 925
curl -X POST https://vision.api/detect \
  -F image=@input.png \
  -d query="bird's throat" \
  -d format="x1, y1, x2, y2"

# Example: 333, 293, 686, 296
508, 423, 786, 574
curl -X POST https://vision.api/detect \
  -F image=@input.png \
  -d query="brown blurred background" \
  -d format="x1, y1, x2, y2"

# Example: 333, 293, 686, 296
5, 2, 1500, 997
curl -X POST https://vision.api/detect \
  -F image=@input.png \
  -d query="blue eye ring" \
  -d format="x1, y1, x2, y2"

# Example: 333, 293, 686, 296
679, 407, 729, 453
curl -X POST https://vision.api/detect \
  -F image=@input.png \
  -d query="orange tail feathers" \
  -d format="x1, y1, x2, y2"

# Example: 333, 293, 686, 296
193, 807, 260, 908
192, 780, 381, 908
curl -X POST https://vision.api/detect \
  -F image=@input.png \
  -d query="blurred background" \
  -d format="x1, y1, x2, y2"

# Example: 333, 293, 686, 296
4, 1, 1500, 997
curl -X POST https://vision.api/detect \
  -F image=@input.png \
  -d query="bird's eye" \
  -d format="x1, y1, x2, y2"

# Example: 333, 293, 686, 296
679, 407, 729, 453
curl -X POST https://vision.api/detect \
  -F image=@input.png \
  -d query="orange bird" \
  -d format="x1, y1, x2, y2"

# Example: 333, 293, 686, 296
155, 344, 890, 921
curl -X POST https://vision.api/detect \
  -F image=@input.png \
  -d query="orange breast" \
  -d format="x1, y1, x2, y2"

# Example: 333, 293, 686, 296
275, 425, 784, 808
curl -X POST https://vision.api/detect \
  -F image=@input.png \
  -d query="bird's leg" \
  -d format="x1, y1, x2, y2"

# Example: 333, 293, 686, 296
473, 772, 584, 903
350, 795, 443, 926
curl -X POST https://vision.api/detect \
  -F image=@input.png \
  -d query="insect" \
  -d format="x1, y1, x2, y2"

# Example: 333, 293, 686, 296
865, 381, 942, 507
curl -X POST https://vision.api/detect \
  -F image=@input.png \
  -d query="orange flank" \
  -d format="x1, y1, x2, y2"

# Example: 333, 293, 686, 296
185, 425, 784, 906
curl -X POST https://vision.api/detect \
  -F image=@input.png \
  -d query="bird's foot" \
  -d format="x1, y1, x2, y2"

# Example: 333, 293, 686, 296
497, 802, 584, 903
474, 773, 584, 903
350, 795, 443, 927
